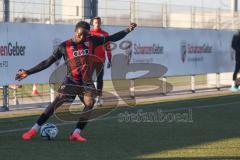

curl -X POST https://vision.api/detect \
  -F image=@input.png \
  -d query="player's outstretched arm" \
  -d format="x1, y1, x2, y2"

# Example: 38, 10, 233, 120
15, 55, 57, 81
107, 23, 137, 42
93, 23, 137, 46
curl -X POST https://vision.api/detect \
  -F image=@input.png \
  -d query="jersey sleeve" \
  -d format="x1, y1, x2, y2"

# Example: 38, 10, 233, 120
52, 44, 64, 60
105, 33, 112, 62
91, 30, 129, 46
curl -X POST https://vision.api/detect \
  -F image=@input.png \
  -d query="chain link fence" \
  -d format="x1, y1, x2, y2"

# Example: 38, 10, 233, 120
0, 0, 240, 29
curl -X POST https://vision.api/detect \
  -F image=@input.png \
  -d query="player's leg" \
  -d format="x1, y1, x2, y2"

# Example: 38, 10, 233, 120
232, 62, 240, 90
22, 78, 77, 141
96, 66, 104, 105
22, 94, 76, 140
70, 90, 95, 142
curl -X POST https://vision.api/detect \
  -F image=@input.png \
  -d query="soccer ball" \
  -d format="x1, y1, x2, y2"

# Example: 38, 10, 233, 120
40, 123, 58, 140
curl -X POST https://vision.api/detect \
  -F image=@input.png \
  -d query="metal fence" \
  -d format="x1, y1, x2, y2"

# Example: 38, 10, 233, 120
0, 73, 233, 111
0, 0, 240, 30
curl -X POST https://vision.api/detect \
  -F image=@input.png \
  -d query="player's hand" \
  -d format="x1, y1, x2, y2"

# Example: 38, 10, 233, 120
107, 62, 112, 68
15, 69, 28, 81
128, 23, 137, 32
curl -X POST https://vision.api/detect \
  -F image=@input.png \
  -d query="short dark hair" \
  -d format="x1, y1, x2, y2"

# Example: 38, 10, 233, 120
75, 21, 90, 31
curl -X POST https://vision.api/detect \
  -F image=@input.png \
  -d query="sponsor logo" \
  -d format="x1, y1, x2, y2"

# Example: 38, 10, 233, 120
0, 61, 8, 68
0, 42, 26, 56
180, 41, 213, 63
120, 41, 133, 64
73, 49, 89, 57
134, 43, 164, 55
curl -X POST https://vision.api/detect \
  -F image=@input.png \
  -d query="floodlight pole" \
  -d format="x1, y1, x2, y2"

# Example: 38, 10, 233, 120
82, 0, 98, 19
3, 0, 10, 22
231, 0, 238, 12
231, 0, 238, 30
91, 0, 98, 18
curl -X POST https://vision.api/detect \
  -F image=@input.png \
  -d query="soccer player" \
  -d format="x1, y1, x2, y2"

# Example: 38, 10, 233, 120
15, 21, 137, 142
89, 17, 112, 105
231, 30, 240, 91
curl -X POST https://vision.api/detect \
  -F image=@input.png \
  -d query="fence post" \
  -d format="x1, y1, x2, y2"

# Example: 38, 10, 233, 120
161, 4, 164, 27
13, 87, 19, 106
162, 3, 168, 27
0, 85, 9, 112
216, 8, 221, 30
50, 0, 55, 24
216, 73, 221, 91
129, 79, 135, 99
130, 0, 136, 23
162, 77, 167, 95
191, 6, 196, 29
191, 75, 196, 93
50, 84, 55, 103
165, 3, 169, 27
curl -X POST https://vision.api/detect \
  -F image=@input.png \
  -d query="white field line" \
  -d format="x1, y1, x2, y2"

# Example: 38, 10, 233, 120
0, 122, 74, 134
0, 100, 240, 134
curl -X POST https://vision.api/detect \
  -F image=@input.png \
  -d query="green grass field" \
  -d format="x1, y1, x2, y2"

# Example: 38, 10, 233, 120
0, 93, 240, 160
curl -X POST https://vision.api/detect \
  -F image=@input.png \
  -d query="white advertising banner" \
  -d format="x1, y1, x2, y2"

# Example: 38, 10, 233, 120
0, 22, 236, 85
103, 27, 236, 80
0, 23, 74, 85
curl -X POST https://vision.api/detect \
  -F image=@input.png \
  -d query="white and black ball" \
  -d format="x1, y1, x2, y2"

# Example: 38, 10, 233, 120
40, 123, 58, 140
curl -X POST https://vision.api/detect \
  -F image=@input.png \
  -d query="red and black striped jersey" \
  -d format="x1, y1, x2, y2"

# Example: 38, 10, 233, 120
53, 38, 101, 82
52, 30, 129, 82
26, 30, 129, 82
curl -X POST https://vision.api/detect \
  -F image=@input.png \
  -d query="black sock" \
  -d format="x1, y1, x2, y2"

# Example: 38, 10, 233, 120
76, 121, 88, 130
37, 114, 50, 126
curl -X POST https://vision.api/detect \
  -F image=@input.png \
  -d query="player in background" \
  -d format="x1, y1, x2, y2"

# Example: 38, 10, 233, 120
231, 30, 240, 91
15, 21, 137, 142
89, 17, 112, 106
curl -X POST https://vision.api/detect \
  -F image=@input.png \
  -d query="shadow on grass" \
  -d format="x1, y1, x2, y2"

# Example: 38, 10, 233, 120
135, 157, 240, 160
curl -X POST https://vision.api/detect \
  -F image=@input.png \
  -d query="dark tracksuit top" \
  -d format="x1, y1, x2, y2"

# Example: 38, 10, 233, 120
232, 34, 240, 62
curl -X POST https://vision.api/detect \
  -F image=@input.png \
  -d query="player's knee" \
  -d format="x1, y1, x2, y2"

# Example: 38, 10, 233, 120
84, 99, 94, 107
84, 96, 94, 107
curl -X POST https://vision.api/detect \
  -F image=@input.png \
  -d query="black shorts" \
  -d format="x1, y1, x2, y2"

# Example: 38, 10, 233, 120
58, 77, 97, 98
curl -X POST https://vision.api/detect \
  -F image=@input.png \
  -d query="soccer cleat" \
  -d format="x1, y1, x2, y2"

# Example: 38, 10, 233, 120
22, 128, 37, 141
230, 86, 239, 92
70, 132, 87, 142
95, 96, 103, 106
